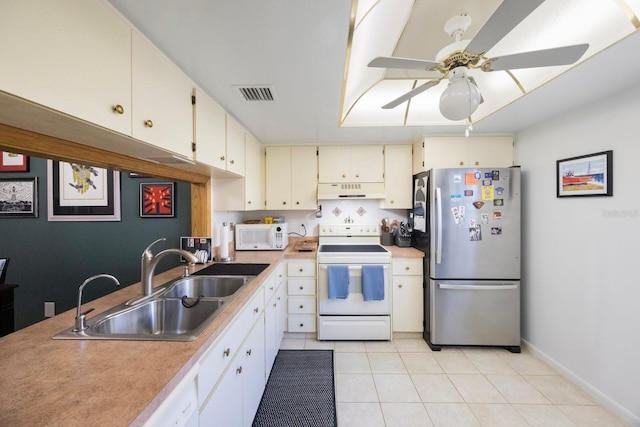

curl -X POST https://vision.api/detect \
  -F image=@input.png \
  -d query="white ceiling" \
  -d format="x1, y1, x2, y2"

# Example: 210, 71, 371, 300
106, 0, 640, 145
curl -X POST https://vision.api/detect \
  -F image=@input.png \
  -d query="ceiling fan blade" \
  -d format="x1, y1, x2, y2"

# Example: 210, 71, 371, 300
466, 0, 545, 55
484, 44, 589, 71
382, 80, 440, 109
368, 56, 440, 71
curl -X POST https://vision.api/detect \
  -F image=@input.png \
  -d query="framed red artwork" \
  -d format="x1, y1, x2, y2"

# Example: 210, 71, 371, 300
140, 182, 175, 217
0, 152, 29, 172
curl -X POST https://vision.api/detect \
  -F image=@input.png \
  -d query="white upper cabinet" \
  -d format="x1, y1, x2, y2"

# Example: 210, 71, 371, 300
383, 145, 413, 209
132, 30, 194, 160
318, 145, 384, 183
225, 115, 246, 176
244, 132, 264, 209
265, 146, 317, 210
413, 136, 514, 172
0, 0, 132, 135
194, 88, 226, 168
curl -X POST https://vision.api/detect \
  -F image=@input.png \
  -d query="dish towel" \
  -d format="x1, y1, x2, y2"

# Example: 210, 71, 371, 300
327, 265, 350, 299
362, 265, 385, 301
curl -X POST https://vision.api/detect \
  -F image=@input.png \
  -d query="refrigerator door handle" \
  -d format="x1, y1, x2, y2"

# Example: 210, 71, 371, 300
439, 283, 518, 290
436, 187, 442, 264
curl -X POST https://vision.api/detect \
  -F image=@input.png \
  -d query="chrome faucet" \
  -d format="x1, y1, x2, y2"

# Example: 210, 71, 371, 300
141, 238, 199, 297
73, 274, 120, 332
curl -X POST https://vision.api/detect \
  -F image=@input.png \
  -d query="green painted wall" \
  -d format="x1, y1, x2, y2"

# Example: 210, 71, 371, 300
0, 157, 191, 330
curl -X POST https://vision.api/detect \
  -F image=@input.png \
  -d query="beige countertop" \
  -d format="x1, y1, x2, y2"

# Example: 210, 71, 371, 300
0, 238, 421, 426
0, 246, 312, 427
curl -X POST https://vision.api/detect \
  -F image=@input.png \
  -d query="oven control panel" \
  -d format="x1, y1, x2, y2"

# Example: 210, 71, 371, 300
319, 224, 380, 237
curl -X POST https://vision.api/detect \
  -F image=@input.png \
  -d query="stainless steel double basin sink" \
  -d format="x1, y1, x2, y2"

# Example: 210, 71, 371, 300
53, 275, 254, 341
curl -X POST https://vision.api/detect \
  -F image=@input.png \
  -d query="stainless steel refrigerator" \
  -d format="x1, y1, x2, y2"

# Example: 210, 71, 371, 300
411, 167, 521, 353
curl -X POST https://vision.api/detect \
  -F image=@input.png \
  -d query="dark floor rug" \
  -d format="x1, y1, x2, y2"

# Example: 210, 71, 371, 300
252, 350, 337, 427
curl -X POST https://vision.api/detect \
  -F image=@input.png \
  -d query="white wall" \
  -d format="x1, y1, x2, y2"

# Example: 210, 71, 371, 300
515, 83, 640, 426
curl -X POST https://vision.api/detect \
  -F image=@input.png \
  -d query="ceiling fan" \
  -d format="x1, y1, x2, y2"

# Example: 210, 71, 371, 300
368, 0, 589, 122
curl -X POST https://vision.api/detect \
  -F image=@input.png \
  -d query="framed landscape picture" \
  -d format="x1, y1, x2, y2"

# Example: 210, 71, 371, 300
557, 150, 613, 198
0, 177, 38, 218
140, 182, 175, 218
47, 160, 121, 221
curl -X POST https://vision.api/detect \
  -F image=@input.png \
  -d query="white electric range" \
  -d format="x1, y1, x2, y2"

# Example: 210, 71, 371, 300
316, 224, 392, 340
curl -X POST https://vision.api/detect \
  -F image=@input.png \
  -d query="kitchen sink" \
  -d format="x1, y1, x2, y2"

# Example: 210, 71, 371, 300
53, 274, 256, 341
163, 275, 254, 298
91, 299, 224, 337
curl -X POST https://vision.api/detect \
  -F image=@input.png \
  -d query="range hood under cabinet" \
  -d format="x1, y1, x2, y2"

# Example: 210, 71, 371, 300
317, 182, 386, 200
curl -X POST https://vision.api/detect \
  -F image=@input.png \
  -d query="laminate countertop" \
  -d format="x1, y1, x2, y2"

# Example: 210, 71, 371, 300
0, 247, 310, 427
0, 239, 422, 426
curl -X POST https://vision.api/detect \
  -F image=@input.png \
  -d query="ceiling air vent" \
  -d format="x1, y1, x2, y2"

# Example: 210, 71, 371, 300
234, 85, 276, 102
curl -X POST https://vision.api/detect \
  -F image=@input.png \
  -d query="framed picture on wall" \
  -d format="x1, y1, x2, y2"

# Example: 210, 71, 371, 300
0, 177, 38, 217
556, 150, 613, 198
0, 152, 29, 172
47, 160, 121, 221
140, 182, 175, 218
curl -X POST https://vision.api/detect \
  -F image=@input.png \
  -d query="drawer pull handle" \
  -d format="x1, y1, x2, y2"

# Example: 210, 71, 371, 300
112, 104, 124, 114
299, 323, 304, 327
299, 268, 303, 272
144, 119, 153, 128
236, 366, 242, 374
223, 348, 230, 357
246, 349, 252, 356
398, 284, 403, 288
299, 286, 304, 290
299, 305, 304, 309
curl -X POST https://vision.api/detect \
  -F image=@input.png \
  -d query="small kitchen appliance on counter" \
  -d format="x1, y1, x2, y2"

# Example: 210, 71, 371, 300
235, 223, 288, 250
317, 224, 392, 340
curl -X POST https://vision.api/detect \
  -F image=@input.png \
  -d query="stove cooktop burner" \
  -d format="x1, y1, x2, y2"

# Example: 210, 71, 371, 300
318, 244, 388, 253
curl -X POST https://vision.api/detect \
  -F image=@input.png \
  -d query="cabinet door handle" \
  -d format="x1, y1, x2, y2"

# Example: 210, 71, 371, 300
220, 155, 225, 161
223, 348, 230, 357
273, 303, 277, 307
342, 174, 346, 178
475, 161, 479, 165
112, 104, 124, 115
270, 286, 274, 291
230, 159, 235, 164
144, 119, 153, 128
282, 201, 287, 205
405, 266, 410, 271
248, 200, 252, 204
246, 349, 252, 356
390, 200, 394, 204
299, 268, 303, 272
459, 161, 464, 166
355, 173, 360, 178
398, 284, 403, 288
254, 307, 259, 313
296, 201, 300, 205
236, 366, 243, 374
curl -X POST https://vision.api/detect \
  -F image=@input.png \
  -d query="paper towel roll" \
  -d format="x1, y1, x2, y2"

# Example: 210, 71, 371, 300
219, 223, 229, 259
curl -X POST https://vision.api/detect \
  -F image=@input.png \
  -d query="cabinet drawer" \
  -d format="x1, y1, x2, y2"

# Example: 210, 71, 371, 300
287, 296, 316, 314
288, 279, 316, 296
287, 315, 316, 332
392, 258, 423, 276
288, 261, 316, 277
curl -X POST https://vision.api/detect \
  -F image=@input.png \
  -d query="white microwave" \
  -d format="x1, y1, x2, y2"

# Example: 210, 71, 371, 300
235, 223, 289, 250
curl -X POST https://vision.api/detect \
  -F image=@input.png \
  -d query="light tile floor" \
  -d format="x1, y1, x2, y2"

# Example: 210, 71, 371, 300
280, 332, 628, 427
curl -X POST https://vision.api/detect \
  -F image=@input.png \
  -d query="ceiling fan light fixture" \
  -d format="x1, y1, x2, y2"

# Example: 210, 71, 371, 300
439, 67, 482, 121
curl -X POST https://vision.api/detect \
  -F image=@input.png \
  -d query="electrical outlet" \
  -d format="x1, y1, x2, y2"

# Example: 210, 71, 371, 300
44, 302, 55, 318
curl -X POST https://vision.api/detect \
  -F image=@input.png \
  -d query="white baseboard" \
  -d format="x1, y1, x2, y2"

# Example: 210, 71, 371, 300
521, 339, 639, 427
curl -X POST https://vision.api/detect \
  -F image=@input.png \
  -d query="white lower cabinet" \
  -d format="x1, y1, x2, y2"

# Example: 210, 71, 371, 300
195, 262, 287, 427
286, 260, 316, 333
392, 258, 424, 332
